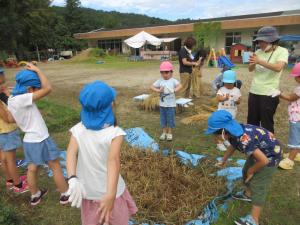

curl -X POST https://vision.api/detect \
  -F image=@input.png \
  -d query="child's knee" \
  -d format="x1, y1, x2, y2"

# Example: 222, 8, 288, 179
48, 159, 61, 170
27, 164, 38, 173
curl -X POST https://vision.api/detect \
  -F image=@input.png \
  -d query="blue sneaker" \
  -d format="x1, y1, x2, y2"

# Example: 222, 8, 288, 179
232, 190, 252, 202
234, 215, 258, 225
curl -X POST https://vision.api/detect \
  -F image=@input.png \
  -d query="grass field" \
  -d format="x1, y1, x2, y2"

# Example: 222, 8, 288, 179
1, 55, 300, 225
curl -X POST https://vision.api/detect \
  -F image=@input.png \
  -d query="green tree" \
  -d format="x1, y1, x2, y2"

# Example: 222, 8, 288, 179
194, 22, 221, 48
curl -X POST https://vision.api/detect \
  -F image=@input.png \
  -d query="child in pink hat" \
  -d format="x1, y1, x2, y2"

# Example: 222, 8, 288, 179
277, 63, 300, 169
151, 61, 182, 141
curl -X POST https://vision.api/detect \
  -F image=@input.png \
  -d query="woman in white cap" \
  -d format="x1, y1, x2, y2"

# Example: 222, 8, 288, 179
248, 26, 288, 133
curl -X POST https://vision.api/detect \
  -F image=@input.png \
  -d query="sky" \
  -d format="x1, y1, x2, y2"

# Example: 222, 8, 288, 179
52, 0, 300, 21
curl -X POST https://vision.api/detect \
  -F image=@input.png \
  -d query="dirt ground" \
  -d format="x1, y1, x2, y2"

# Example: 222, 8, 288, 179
5, 60, 295, 144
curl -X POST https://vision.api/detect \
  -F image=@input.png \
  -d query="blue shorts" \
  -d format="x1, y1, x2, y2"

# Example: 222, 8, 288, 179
0, 129, 22, 151
160, 107, 176, 128
288, 121, 300, 149
23, 137, 60, 165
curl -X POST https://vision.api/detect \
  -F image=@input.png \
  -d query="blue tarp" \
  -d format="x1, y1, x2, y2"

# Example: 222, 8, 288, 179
125, 127, 159, 152
176, 150, 206, 166
280, 35, 300, 42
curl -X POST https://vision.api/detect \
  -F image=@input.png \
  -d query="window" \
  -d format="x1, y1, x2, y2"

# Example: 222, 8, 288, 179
97, 39, 122, 53
225, 32, 242, 54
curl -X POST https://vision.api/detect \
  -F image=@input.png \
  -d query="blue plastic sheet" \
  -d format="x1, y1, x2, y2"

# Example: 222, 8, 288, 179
125, 128, 159, 152
176, 150, 206, 166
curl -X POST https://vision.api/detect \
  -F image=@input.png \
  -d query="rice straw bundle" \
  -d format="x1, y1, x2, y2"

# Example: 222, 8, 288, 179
139, 94, 160, 111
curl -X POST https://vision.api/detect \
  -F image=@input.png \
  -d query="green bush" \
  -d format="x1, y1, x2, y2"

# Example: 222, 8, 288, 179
90, 48, 106, 57
0, 51, 8, 61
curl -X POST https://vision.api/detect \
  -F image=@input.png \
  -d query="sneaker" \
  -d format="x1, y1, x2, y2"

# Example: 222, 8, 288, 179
30, 188, 48, 206
60, 194, 70, 205
279, 158, 294, 170
159, 133, 167, 141
13, 181, 29, 194
166, 134, 173, 141
232, 191, 252, 202
6, 175, 27, 190
234, 215, 258, 225
217, 143, 227, 151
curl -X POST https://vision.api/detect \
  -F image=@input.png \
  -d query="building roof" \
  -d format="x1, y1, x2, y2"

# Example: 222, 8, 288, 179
74, 10, 300, 40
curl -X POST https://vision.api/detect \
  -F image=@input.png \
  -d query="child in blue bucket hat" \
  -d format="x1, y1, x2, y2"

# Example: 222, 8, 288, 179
205, 110, 282, 225
215, 70, 241, 151
5, 63, 69, 206
66, 81, 137, 225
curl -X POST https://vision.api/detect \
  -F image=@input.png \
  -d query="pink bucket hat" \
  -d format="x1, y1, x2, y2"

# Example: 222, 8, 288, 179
160, 61, 173, 72
290, 63, 300, 77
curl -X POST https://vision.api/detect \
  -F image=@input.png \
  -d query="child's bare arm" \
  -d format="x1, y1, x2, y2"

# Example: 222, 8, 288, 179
66, 135, 79, 177
174, 83, 182, 93
98, 135, 123, 224
25, 63, 52, 102
245, 148, 269, 183
150, 85, 163, 93
280, 92, 299, 102
217, 145, 235, 167
0, 103, 15, 123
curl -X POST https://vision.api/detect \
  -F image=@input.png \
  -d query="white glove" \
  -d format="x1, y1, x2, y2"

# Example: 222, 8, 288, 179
268, 89, 281, 98
67, 177, 86, 208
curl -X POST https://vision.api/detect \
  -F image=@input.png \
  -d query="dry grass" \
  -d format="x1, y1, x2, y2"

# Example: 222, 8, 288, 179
121, 145, 224, 224
139, 94, 160, 111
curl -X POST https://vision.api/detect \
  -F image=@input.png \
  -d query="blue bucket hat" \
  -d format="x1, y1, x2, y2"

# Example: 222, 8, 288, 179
223, 70, 236, 83
12, 70, 41, 96
79, 81, 116, 130
205, 110, 244, 137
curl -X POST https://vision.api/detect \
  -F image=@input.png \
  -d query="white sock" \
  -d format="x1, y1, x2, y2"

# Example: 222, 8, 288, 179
61, 191, 68, 196
31, 190, 41, 199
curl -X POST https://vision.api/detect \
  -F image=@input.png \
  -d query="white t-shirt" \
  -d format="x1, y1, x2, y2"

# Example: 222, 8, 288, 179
153, 77, 180, 107
217, 87, 241, 118
8, 93, 49, 143
70, 123, 126, 200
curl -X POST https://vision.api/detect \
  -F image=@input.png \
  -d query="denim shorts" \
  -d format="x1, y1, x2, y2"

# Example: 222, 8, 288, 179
23, 137, 60, 165
160, 107, 176, 128
288, 121, 300, 149
0, 129, 22, 151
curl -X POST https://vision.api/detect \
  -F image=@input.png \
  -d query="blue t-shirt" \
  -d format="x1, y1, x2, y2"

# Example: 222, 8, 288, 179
229, 124, 282, 167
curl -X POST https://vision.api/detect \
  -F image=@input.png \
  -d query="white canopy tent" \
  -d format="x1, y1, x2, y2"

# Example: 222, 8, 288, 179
124, 31, 161, 49
159, 37, 178, 43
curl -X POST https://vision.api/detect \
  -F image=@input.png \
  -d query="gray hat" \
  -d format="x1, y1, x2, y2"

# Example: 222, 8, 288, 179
253, 26, 280, 43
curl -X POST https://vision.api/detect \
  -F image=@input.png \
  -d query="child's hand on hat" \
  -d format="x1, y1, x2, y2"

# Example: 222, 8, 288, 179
25, 63, 40, 73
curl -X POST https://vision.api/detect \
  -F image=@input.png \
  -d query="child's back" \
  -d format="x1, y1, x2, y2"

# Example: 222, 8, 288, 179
70, 122, 126, 199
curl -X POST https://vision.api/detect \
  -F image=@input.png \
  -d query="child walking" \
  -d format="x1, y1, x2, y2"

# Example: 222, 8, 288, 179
151, 61, 182, 141
0, 67, 27, 193
5, 64, 68, 205
275, 62, 300, 170
206, 110, 282, 225
66, 81, 137, 225
216, 70, 241, 151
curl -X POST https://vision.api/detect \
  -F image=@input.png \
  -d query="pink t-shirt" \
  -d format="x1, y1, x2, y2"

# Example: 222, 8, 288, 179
288, 86, 300, 122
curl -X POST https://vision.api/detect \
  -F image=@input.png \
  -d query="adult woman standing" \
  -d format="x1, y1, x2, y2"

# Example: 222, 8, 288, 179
178, 37, 201, 98
248, 26, 288, 133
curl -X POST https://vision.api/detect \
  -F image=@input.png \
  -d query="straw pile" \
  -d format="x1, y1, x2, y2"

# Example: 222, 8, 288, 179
121, 145, 224, 224
139, 94, 160, 111
181, 98, 218, 125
